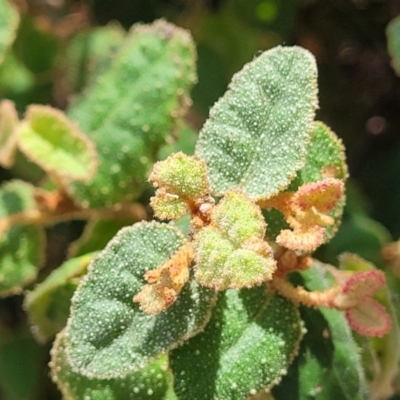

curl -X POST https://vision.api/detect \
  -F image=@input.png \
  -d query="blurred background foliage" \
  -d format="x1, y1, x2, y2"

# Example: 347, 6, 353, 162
1, 0, 400, 399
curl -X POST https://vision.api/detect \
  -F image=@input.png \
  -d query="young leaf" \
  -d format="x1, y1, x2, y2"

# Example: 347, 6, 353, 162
264, 122, 348, 242
0, 99, 19, 168
273, 262, 369, 400
67, 20, 197, 208
194, 191, 276, 290
196, 46, 318, 200
170, 287, 303, 400
0, 180, 45, 296
387, 15, 400, 76
24, 253, 94, 342
0, 0, 19, 66
64, 221, 215, 378
51, 331, 171, 400
17, 105, 98, 184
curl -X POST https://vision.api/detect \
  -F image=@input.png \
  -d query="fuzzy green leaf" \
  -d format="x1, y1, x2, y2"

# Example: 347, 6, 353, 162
0, 99, 19, 168
195, 192, 276, 290
67, 20, 196, 208
170, 287, 303, 400
196, 46, 318, 200
64, 221, 215, 378
24, 253, 94, 342
265, 121, 348, 242
0, 180, 45, 296
51, 331, 171, 400
17, 105, 98, 183
65, 23, 126, 93
0, 0, 19, 66
387, 15, 400, 76
273, 262, 369, 400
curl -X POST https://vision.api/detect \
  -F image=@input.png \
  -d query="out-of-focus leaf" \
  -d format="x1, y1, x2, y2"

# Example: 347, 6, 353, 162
64, 221, 215, 378
0, 99, 19, 168
0, 0, 19, 66
196, 46, 318, 200
170, 287, 303, 400
0, 332, 43, 400
0, 180, 45, 296
322, 213, 391, 268
65, 23, 126, 93
24, 253, 94, 342
51, 331, 171, 400
17, 105, 98, 184
67, 19, 197, 208
387, 15, 400, 76
13, 14, 59, 74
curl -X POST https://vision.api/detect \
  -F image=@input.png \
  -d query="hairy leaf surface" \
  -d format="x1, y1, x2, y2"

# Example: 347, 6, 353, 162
196, 46, 318, 199
65, 222, 215, 378
170, 287, 303, 400
68, 20, 196, 208
51, 331, 170, 400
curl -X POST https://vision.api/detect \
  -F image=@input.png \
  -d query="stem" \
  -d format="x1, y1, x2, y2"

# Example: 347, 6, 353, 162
0, 202, 147, 237
271, 276, 340, 308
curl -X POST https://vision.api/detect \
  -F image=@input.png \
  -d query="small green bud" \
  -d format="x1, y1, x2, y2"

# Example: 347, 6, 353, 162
149, 152, 209, 198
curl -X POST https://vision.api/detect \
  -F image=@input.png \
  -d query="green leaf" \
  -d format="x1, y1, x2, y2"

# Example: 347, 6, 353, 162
194, 192, 276, 290
24, 253, 94, 342
196, 46, 318, 200
0, 0, 19, 66
65, 23, 126, 93
289, 122, 348, 187
64, 221, 215, 378
273, 262, 369, 400
17, 105, 98, 184
170, 287, 303, 400
0, 180, 45, 296
67, 20, 196, 208
51, 331, 171, 400
0, 99, 19, 168
387, 15, 400, 76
